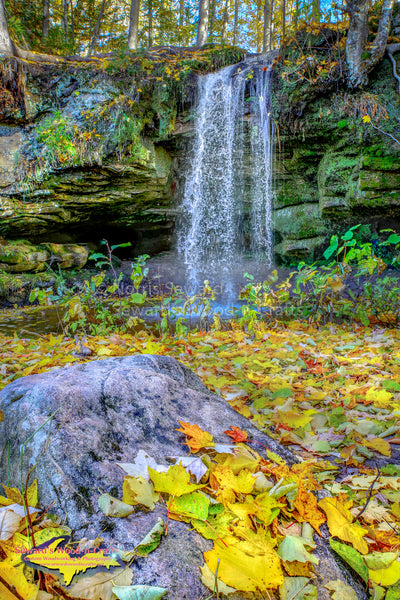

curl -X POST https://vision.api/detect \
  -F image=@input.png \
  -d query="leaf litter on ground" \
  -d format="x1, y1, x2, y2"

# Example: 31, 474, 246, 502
1, 320, 400, 597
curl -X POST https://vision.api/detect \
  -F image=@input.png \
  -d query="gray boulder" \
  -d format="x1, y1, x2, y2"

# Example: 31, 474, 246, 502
0, 355, 366, 599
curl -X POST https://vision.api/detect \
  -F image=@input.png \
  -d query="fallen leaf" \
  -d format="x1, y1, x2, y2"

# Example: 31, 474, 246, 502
134, 518, 165, 557
98, 494, 134, 518
122, 476, 158, 510
148, 464, 204, 496
204, 535, 284, 591
319, 496, 369, 554
224, 426, 248, 443
112, 585, 168, 600
176, 421, 214, 453
324, 579, 357, 600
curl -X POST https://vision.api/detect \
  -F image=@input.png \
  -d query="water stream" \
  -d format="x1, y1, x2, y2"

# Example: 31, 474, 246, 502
178, 60, 275, 297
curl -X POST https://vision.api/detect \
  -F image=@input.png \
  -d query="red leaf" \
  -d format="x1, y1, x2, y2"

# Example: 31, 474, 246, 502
224, 426, 248, 443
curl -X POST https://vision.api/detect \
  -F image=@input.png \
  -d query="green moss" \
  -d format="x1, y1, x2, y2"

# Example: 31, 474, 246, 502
361, 155, 400, 171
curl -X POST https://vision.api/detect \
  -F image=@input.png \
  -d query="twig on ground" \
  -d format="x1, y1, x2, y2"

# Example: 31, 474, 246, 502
354, 467, 381, 521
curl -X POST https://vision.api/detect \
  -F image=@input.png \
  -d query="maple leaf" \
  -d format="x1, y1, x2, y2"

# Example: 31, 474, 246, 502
294, 482, 326, 533
319, 496, 369, 554
228, 493, 282, 526
224, 426, 248, 443
176, 421, 214, 453
148, 464, 204, 496
210, 465, 255, 505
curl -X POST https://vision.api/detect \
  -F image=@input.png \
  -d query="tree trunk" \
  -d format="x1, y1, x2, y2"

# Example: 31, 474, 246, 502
233, 0, 239, 45
179, 0, 185, 38
196, 0, 210, 46
221, 0, 229, 43
148, 0, 153, 46
63, 0, 69, 42
341, 0, 395, 87
344, 0, 369, 86
256, 0, 262, 52
70, 0, 75, 48
128, 0, 140, 50
312, 0, 321, 22
262, 0, 272, 52
208, 0, 215, 39
369, 0, 395, 64
281, 0, 286, 43
88, 0, 106, 54
0, 0, 13, 55
42, 0, 50, 40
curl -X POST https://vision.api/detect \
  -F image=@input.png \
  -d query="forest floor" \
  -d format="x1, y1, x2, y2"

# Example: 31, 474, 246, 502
1, 318, 400, 597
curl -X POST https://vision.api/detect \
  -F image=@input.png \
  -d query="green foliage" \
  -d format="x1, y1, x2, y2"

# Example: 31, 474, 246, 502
239, 225, 400, 329
36, 111, 78, 164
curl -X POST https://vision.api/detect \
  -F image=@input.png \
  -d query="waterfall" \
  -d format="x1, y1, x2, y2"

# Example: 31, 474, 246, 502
178, 61, 274, 295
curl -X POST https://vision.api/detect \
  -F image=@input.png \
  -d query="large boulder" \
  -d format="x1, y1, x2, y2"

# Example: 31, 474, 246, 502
0, 355, 367, 599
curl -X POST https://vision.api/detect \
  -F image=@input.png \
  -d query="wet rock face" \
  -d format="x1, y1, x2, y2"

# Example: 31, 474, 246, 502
0, 63, 177, 255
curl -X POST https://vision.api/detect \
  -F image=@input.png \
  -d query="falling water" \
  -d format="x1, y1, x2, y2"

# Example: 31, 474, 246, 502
178, 61, 274, 296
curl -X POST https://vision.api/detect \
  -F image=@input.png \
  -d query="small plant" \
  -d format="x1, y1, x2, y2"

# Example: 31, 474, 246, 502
36, 111, 78, 164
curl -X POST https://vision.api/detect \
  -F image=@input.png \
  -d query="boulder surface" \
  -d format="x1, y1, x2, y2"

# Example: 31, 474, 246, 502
0, 355, 366, 599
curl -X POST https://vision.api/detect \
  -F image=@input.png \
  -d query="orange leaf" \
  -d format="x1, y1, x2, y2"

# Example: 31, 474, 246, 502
224, 426, 248, 443
293, 481, 326, 533
176, 421, 214, 453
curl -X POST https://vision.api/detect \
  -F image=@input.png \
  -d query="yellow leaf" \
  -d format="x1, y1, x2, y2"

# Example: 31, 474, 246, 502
365, 387, 392, 408
275, 409, 318, 429
324, 579, 357, 599
362, 115, 371, 123
122, 475, 158, 510
1, 485, 22, 504
148, 464, 204, 497
0, 562, 38, 600
319, 496, 369, 554
27, 479, 38, 508
368, 559, 400, 586
228, 493, 282, 526
96, 346, 113, 356
363, 437, 391, 457
210, 465, 255, 505
204, 535, 284, 591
